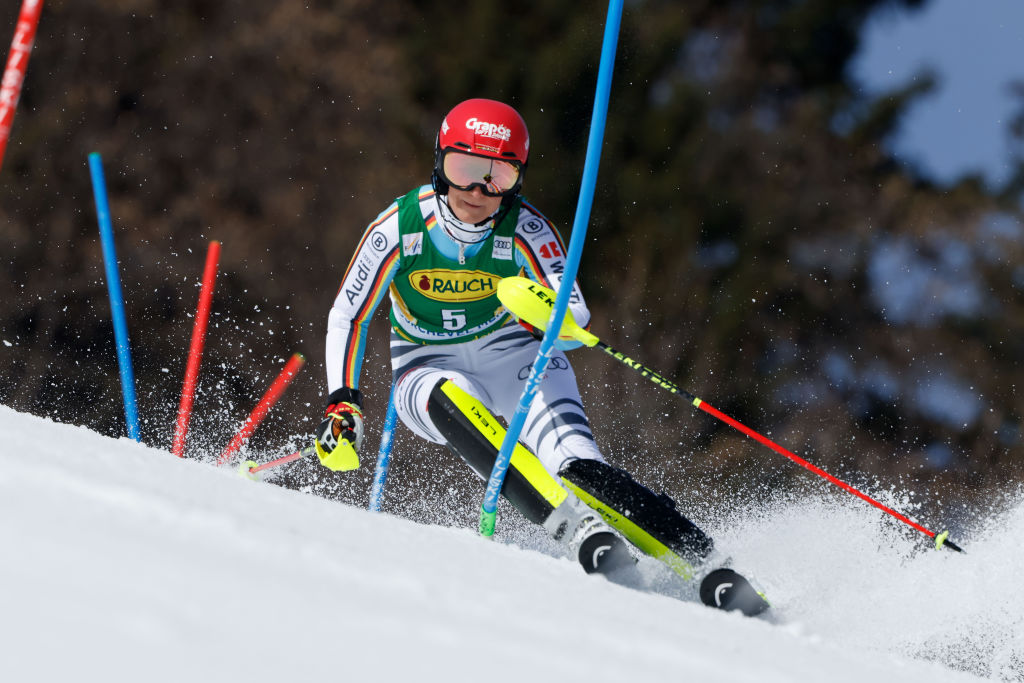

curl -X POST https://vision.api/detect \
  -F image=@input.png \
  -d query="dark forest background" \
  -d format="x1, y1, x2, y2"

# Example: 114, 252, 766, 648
2, 0, 1023, 529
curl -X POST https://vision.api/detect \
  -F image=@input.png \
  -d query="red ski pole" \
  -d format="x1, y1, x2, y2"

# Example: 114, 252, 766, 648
172, 240, 221, 458
498, 276, 964, 553
239, 445, 316, 478
0, 0, 43, 171
216, 352, 305, 466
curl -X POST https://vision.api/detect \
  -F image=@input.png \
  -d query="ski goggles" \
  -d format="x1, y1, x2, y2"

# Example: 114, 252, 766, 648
439, 150, 521, 197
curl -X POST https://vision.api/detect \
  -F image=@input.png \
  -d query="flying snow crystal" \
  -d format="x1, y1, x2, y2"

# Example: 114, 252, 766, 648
1, 406, 1019, 681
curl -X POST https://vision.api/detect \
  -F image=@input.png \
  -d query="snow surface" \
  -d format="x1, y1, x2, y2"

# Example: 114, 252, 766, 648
2, 405, 1020, 682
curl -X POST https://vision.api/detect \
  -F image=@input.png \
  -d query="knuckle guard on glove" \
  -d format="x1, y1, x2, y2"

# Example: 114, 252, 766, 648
325, 405, 363, 452
314, 387, 364, 471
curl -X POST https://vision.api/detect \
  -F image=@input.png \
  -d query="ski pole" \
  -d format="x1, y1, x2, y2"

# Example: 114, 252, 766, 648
238, 445, 316, 479
239, 436, 359, 478
497, 276, 964, 553
239, 393, 394, 494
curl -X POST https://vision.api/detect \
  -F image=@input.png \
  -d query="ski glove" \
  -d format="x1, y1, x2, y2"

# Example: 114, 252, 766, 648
314, 387, 363, 472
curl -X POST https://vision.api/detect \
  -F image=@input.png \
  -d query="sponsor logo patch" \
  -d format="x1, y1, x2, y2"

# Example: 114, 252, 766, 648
466, 117, 511, 141
371, 231, 389, 252
522, 219, 543, 234
409, 269, 498, 302
403, 233, 423, 257
492, 236, 513, 260
517, 356, 568, 381
344, 253, 377, 306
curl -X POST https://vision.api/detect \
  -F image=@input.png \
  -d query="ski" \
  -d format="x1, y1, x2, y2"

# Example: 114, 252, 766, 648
576, 524, 770, 617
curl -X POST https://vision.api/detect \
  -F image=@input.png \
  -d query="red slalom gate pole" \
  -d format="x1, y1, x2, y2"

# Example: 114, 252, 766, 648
215, 352, 305, 466
172, 240, 221, 458
0, 0, 43, 171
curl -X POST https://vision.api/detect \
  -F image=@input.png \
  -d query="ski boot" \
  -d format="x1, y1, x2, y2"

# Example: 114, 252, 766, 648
559, 458, 770, 616
427, 379, 634, 577
543, 494, 637, 577
698, 566, 770, 616
426, 378, 769, 613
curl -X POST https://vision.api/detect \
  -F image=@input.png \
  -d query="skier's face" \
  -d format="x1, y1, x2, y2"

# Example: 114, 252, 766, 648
448, 185, 502, 224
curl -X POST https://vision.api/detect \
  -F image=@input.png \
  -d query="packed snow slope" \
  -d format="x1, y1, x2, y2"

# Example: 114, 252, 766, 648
2, 405, 1020, 682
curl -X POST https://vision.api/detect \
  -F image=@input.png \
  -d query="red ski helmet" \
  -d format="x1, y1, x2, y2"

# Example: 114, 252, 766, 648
433, 99, 529, 200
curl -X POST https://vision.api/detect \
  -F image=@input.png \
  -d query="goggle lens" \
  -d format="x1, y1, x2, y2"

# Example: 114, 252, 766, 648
442, 151, 520, 196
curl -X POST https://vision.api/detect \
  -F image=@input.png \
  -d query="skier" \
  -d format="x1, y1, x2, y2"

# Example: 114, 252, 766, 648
314, 98, 767, 615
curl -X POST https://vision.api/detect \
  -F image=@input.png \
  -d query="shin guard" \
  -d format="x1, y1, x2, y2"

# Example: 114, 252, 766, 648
558, 459, 714, 580
426, 379, 568, 525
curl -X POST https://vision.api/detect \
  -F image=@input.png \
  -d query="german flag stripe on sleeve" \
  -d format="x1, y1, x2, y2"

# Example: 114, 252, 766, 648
341, 246, 400, 387
514, 237, 549, 287
336, 205, 400, 295
522, 200, 567, 252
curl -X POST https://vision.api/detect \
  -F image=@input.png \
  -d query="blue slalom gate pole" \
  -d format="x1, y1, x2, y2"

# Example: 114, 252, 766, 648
89, 152, 141, 442
479, 0, 623, 536
368, 387, 399, 512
